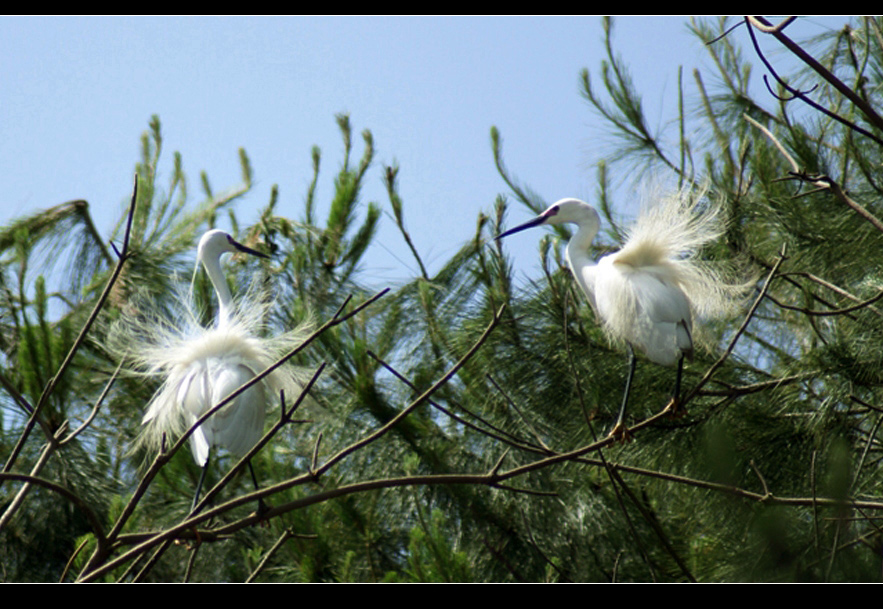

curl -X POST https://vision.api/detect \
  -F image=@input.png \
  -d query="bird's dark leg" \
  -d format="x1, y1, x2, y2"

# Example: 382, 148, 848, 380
248, 460, 271, 520
609, 344, 636, 442
667, 355, 687, 418
191, 458, 210, 515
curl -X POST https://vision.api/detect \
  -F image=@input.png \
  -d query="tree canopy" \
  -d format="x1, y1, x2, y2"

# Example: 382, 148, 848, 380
2, 17, 883, 582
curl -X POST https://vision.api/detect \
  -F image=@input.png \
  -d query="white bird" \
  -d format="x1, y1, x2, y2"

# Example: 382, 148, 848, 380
111, 229, 309, 512
497, 186, 748, 439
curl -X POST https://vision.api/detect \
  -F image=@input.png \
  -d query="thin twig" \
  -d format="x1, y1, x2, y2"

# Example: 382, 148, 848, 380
3, 176, 139, 473
245, 528, 295, 583
686, 245, 786, 401
746, 16, 883, 145
0, 177, 139, 535
368, 349, 545, 453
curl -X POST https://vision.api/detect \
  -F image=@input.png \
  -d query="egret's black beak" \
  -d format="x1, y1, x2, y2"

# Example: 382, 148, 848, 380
229, 236, 269, 259
496, 214, 548, 240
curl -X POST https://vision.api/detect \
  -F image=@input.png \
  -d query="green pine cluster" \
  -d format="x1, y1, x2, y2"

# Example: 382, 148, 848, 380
2, 17, 883, 582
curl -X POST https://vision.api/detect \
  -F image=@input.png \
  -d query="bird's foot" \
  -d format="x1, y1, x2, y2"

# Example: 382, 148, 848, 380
176, 526, 203, 550
607, 421, 633, 443
252, 498, 272, 527
665, 398, 687, 419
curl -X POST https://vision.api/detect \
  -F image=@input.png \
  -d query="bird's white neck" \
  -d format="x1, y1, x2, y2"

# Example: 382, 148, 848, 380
201, 254, 234, 327
565, 220, 599, 270
563, 219, 601, 315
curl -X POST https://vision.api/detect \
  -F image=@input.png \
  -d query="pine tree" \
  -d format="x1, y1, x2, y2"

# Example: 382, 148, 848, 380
2, 17, 882, 582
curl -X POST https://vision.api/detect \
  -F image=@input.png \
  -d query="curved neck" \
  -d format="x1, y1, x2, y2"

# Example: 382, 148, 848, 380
565, 221, 599, 268
564, 221, 601, 314
202, 255, 233, 326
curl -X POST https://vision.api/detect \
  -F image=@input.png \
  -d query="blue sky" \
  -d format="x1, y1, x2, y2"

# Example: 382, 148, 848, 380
0, 16, 844, 287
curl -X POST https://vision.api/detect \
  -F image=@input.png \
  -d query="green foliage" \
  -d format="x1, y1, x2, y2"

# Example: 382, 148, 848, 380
3, 17, 883, 582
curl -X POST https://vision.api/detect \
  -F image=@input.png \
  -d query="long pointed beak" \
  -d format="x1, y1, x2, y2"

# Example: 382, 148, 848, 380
495, 214, 548, 240
229, 236, 269, 259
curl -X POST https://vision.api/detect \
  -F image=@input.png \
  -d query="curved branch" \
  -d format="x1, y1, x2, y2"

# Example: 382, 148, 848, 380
746, 16, 883, 146
0, 472, 107, 547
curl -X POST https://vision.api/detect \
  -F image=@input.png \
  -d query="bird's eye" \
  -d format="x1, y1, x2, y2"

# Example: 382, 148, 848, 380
548, 205, 559, 216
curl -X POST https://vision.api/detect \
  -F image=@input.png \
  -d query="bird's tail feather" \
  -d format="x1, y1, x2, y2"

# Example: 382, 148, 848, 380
623, 182, 755, 320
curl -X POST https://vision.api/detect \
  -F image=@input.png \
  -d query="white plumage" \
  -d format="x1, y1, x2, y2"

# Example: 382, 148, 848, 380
111, 229, 309, 507
140, 312, 272, 468
497, 186, 749, 438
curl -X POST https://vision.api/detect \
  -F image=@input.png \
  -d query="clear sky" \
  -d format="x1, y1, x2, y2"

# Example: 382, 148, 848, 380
0, 16, 844, 288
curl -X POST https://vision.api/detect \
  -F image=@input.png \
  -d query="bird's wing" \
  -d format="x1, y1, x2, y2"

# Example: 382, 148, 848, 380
572, 260, 600, 315
595, 258, 693, 366
634, 272, 692, 326
206, 361, 265, 459
632, 272, 694, 360
176, 359, 265, 465
177, 362, 212, 466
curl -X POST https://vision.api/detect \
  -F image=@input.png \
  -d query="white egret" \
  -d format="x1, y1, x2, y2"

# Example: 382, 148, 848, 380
111, 229, 309, 512
497, 186, 749, 439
